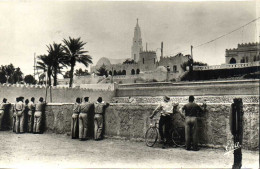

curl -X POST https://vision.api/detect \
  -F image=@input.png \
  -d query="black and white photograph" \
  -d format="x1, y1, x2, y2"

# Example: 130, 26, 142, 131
0, 0, 259, 168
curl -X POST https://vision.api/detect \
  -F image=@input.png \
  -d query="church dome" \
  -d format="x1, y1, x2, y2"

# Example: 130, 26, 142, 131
155, 66, 167, 72
96, 57, 111, 67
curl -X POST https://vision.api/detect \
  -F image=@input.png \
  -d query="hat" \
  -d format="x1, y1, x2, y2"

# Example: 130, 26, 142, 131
163, 96, 170, 102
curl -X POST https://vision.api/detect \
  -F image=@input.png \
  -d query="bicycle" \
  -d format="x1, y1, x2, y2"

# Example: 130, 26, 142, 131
145, 118, 185, 147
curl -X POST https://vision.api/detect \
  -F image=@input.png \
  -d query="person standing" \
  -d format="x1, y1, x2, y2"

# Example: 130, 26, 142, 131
94, 97, 109, 140
33, 97, 46, 134
27, 97, 35, 133
150, 96, 174, 148
71, 97, 81, 139
78, 97, 93, 141
0, 98, 10, 130
182, 95, 206, 151
12, 97, 19, 133
15, 97, 25, 133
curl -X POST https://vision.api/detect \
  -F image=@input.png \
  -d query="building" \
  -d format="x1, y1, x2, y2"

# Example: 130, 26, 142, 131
90, 19, 188, 77
225, 42, 260, 64
131, 19, 143, 62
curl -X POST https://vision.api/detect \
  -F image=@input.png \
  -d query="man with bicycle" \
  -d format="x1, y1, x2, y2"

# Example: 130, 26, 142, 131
150, 95, 175, 149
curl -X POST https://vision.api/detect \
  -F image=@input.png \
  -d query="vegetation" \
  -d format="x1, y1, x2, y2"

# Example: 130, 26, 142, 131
181, 56, 208, 71
36, 37, 92, 86
96, 64, 108, 77
63, 37, 92, 87
63, 68, 90, 78
123, 59, 136, 64
0, 64, 23, 84
24, 75, 37, 84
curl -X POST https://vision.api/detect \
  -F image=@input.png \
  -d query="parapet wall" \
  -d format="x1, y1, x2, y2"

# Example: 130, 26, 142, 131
1, 99, 258, 151
0, 84, 116, 103
104, 103, 259, 150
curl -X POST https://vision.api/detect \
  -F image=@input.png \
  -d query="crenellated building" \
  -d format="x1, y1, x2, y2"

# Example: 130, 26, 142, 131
225, 42, 260, 64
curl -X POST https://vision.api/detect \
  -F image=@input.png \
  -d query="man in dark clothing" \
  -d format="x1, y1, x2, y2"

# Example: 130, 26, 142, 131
0, 98, 10, 130
182, 95, 206, 151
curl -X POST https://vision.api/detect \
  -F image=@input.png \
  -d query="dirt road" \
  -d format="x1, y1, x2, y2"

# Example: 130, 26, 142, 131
0, 131, 258, 168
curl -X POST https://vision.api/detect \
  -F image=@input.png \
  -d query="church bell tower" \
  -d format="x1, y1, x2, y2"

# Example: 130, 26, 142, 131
131, 18, 143, 62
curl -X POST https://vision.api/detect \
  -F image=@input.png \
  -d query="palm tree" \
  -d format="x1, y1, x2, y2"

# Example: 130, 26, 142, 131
63, 37, 92, 87
47, 43, 67, 86
37, 54, 52, 86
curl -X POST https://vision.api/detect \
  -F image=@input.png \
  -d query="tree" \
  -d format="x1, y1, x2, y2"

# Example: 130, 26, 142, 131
24, 75, 37, 84
37, 54, 52, 86
181, 59, 208, 71
63, 37, 92, 87
0, 64, 23, 84
63, 71, 71, 78
0, 71, 7, 83
96, 65, 108, 77
123, 59, 135, 64
47, 42, 67, 86
74, 68, 90, 76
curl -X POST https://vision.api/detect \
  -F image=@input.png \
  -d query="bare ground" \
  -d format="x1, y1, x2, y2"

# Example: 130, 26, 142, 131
0, 131, 258, 168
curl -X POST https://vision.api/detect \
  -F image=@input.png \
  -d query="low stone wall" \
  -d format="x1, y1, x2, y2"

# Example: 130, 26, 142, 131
1, 101, 258, 151
105, 103, 259, 150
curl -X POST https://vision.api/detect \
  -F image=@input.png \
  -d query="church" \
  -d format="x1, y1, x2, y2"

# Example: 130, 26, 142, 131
90, 19, 189, 77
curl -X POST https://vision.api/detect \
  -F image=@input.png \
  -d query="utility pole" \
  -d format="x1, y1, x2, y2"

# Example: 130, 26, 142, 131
191, 45, 193, 60
34, 53, 36, 80
161, 42, 163, 57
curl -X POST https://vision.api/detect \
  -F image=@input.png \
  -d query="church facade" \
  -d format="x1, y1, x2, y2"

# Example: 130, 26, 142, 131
90, 19, 189, 77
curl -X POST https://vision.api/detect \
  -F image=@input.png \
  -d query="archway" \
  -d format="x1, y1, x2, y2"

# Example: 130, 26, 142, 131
136, 69, 140, 74
240, 58, 245, 63
113, 70, 117, 76
109, 71, 112, 76
122, 70, 126, 75
131, 69, 135, 75
229, 58, 236, 64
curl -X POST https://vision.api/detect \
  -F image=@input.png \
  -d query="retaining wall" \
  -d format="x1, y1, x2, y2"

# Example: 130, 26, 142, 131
116, 80, 259, 97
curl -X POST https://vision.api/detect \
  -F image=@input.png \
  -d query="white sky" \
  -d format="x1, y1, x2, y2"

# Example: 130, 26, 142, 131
0, 0, 258, 77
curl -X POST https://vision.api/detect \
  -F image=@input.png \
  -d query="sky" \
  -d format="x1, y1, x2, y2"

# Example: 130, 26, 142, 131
0, 0, 259, 77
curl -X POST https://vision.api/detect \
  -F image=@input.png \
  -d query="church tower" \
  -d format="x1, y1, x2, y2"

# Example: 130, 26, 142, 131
131, 18, 143, 62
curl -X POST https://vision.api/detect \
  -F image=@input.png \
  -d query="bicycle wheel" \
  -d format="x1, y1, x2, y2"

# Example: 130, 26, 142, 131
172, 127, 185, 147
145, 127, 158, 147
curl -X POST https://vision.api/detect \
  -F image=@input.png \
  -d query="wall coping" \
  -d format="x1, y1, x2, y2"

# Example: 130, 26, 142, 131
118, 79, 259, 87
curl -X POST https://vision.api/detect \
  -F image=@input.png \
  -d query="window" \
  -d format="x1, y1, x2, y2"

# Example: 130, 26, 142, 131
143, 58, 144, 64
136, 69, 140, 74
131, 69, 135, 75
173, 65, 177, 73
154, 58, 155, 64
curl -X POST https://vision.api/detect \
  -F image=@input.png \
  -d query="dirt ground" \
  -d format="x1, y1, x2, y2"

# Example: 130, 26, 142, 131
0, 131, 258, 168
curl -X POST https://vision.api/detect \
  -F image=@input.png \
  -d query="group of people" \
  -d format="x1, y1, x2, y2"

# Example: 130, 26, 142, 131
71, 96, 109, 141
12, 96, 46, 134
150, 95, 207, 150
